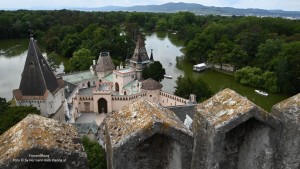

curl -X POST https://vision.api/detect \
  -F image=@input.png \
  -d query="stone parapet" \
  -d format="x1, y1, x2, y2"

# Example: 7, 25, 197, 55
272, 93, 300, 169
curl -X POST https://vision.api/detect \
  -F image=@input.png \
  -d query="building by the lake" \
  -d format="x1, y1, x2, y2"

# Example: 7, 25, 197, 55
12, 35, 193, 123
7, 35, 300, 169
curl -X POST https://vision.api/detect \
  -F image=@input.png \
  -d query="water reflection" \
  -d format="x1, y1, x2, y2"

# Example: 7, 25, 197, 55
145, 32, 184, 94
0, 39, 28, 57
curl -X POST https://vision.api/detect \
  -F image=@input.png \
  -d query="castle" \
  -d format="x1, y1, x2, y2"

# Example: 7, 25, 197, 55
6, 35, 300, 169
13, 35, 191, 124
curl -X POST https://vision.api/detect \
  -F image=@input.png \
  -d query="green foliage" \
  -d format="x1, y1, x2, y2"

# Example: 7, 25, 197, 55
82, 136, 107, 169
47, 52, 60, 72
234, 66, 279, 93
256, 38, 284, 69
175, 76, 213, 102
66, 48, 95, 72
208, 42, 231, 69
228, 45, 249, 70
277, 41, 300, 93
60, 33, 81, 57
0, 98, 9, 113
0, 98, 40, 135
156, 18, 168, 31
142, 61, 166, 82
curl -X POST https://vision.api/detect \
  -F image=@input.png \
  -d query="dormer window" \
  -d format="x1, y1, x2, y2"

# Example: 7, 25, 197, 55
29, 61, 35, 68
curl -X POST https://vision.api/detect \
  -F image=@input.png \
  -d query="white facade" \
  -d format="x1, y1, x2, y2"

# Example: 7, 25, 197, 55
17, 88, 65, 117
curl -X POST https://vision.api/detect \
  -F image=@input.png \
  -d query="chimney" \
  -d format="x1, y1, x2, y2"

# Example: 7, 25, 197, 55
93, 60, 96, 65
120, 62, 123, 69
138, 81, 142, 92
130, 85, 133, 95
189, 94, 197, 104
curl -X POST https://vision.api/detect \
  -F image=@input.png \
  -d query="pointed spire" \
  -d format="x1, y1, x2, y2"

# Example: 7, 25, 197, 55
129, 34, 149, 64
18, 37, 60, 96
150, 49, 154, 62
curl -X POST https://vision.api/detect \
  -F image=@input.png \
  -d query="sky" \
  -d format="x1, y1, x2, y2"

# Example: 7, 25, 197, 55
1, 0, 300, 11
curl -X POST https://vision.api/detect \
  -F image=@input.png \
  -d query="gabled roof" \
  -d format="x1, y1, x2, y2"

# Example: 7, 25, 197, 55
104, 98, 192, 147
129, 35, 150, 63
94, 52, 115, 72
18, 37, 60, 96
141, 78, 163, 90
73, 121, 99, 135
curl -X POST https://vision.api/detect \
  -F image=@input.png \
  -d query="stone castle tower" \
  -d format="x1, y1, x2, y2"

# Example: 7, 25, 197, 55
13, 37, 65, 117
128, 34, 151, 80
91, 52, 115, 78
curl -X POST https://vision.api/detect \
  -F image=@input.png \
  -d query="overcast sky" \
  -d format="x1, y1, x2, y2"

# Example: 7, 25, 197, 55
1, 0, 300, 11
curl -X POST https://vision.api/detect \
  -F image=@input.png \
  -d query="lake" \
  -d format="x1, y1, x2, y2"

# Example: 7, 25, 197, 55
0, 33, 292, 111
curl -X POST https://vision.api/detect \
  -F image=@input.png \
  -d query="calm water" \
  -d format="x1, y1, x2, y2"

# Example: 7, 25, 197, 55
0, 39, 28, 101
0, 33, 292, 111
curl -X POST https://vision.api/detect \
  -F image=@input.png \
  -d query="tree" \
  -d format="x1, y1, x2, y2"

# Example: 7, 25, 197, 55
256, 38, 284, 70
156, 18, 168, 31
66, 48, 95, 72
185, 33, 214, 62
60, 33, 81, 57
0, 98, 40, 135
142, 61, 165, 82
234, 66, 280, 93
175, 76, 213, 102
278, 41, 300, 93
229, 45, 249, 71
208, 42, 229, 69
47, 52, 60, 72
82, 136, 106, 169
0, 98, 9, 113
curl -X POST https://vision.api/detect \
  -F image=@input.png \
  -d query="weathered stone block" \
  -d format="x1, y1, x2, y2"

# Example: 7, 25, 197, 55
191, 88, 281, 169
0, 114, 88, 169
272, 93, 300, 169
104, 98, 194, 169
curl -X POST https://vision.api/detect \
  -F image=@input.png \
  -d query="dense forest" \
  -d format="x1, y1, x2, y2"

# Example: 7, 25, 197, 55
0, 10, 299, 94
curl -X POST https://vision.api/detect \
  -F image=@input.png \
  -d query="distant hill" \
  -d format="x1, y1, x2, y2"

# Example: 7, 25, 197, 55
92, 2, 300, 19
2, 2, 300, 19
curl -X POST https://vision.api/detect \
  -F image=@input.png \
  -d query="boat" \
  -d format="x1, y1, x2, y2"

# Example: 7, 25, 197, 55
255, 90, 268, 96
193, 63, 207, 72
164, 75, 172, 79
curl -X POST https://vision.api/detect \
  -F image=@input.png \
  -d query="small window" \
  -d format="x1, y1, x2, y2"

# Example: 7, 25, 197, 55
29, 61, 35, 68
150, 95, 152, 97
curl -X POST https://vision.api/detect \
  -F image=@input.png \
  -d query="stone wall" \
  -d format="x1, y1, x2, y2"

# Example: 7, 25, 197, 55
191, 89, 281, 169
271, 93, 300, 169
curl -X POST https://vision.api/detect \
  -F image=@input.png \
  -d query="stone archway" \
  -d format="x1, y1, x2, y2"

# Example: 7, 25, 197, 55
115, 82, 119, 92
98, 98, 107, 113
